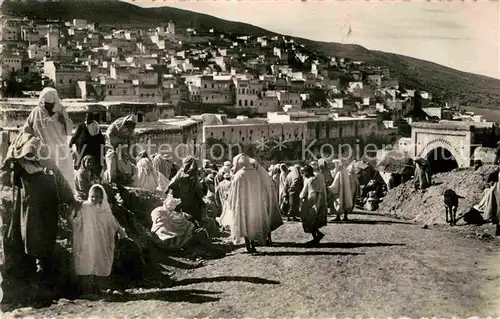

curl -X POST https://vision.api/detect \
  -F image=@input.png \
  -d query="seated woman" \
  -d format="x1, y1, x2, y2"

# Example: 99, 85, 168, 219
150, 194, 195, 250
75, 155, 100, 201
151, 194, 222, 256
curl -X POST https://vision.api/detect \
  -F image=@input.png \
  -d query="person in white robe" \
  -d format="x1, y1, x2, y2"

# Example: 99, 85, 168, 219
133, 154, 160, 193
71, 184, 127, 294
103, 114, 138, 185
214, 161, 231, 187
21, 87, 75, 190
221, 153, 271, 253
328, 159, 353, 221
251, 158, 283, 245
150, 194, 195, 250
474, 171, 500, 236
215, 173, 231, 218
152, 153, 172, 192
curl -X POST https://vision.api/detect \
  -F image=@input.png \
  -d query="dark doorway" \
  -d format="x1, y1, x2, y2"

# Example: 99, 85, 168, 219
426, 147, 458, 174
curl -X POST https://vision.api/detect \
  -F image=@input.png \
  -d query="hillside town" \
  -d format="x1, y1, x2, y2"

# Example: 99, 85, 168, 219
0, 13, 499, 318
0, 16, 492, 163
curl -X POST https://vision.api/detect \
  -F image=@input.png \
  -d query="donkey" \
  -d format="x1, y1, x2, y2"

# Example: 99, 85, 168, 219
443, 189, 464, 226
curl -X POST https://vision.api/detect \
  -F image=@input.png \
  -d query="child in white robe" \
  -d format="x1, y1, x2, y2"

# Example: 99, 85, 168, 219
71, 184, 128, 295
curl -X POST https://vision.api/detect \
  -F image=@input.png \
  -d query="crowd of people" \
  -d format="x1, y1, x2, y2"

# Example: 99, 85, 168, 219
3, 87, 497, 302
0, 87, 363, 299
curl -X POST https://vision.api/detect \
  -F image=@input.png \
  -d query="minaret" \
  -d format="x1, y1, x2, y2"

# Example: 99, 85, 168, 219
46, 31, 58, 49
167, 20, 175, 35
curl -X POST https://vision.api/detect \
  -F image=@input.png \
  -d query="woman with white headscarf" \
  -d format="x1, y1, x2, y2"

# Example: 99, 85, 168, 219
328, 159, 353, 221
103, 114, 138, 185
71, 184, 127, 293
22, 87, 75, 190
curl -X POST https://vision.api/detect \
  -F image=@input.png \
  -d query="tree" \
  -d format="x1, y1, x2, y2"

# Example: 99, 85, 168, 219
310, 87, 327, 104
1, 72, 23, 98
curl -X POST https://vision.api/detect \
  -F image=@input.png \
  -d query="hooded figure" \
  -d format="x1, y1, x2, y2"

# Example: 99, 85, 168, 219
3, 130, 75, 283
284, 164, 303, 221
215, 172, 231, 218
473, 171, 500, 235
151, 153, 171, 193
252, 158, 283, 244
270, 165, 281, 197
347, 162, 360, 211
69, 112, 105, 176
103, 114, 138, 185
152, 153, 173, 181
166, 156, 205, 223
71, 184, 127, 277
413, 157, 431, 190
299, 165, 327, 245
221, 154, 271, 252
134, 156, 159, 192
214, 162, 232, 187
328, 159, 353, 221
22, 87, 75, 190
75, 155, 100, 201
278, 164, 289, 213
318, 159, 335, 214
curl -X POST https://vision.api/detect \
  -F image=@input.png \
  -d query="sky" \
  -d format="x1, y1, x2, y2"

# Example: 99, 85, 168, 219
125, 0, 499, 79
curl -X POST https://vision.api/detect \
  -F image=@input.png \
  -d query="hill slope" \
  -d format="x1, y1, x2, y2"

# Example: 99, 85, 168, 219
2, 0, 500, 108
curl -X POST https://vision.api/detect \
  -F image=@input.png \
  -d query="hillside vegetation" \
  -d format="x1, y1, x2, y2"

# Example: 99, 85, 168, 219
2, 0, 500, 108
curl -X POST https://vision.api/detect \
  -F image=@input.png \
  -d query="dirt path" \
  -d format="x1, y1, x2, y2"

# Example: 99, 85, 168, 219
6, 213, 500, 318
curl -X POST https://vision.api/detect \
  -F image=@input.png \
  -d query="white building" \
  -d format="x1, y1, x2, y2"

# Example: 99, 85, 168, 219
72, 19, 88, 29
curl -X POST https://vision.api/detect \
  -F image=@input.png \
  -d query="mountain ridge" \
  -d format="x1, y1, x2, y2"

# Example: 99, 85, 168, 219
2, 0, 500, 108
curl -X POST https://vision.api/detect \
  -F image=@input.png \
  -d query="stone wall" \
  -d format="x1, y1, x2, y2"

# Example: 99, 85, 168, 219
133, 121, 203, 164
203, 118, 398, 163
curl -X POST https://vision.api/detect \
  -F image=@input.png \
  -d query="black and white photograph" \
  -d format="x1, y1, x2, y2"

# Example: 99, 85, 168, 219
0, 0, 498, 317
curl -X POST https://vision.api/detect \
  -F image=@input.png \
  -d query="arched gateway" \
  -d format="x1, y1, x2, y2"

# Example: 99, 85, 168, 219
410, 121, 495, 171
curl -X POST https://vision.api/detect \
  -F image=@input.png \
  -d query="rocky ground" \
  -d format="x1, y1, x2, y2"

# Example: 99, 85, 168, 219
378, 165, 499, 225
4, 212, 499, 318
